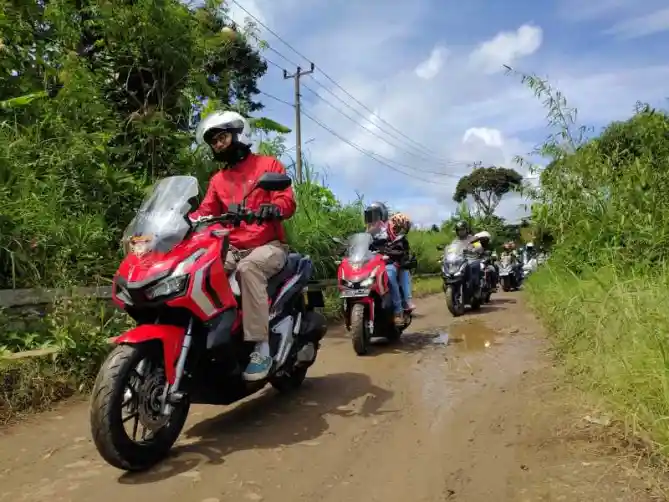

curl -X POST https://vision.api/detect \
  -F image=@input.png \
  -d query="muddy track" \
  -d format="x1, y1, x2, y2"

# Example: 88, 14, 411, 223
0, 293, 664, 501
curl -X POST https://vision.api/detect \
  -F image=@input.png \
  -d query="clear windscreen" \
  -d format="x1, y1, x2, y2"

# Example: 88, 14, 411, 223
122, 176, 200, 256
346, 232, 374, 264
445, 239, 467, 261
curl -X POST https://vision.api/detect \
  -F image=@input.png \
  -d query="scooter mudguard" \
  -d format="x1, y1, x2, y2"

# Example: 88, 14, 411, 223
112, 324, 186, 384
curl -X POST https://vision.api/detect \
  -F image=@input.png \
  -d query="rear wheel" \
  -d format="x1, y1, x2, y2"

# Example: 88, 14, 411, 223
270, 366, 308, 393
385, 318, 402, 343
502, 276, 511, 292
350, 303, 369, 355
90, 344, 189, 472
270, 341, 316, 393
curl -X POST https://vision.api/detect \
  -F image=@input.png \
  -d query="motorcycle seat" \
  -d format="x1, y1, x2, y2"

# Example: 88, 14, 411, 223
267, 252, 302, 298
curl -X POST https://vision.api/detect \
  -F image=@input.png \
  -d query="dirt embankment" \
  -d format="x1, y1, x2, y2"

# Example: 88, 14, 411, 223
0, 293, 666, 502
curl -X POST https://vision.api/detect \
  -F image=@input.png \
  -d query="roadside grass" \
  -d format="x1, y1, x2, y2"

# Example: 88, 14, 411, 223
526, 263, 669, 457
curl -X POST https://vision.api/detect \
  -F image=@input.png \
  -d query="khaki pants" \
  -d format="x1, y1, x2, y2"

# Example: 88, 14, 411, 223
224, 240, 288, 342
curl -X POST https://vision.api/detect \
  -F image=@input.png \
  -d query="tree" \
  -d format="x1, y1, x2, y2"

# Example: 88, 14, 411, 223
0, 0, 270, 288
453, 166, 523, 218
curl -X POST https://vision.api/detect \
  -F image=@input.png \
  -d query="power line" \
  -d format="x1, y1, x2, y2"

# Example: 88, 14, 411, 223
261, 90, 530, 184
230, 11, 468, 170
299, 107, 459, 185
300, 82, 471, 172
259, 90, 292, 107
260, 90, 462, 181
262, 55, 473, 173
228, 0, 442, 155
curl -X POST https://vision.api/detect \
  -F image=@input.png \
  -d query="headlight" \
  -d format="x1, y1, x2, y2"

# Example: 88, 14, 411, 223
145, 274, 188, 300
144, 249, 204, 300
360, 276, 375, 287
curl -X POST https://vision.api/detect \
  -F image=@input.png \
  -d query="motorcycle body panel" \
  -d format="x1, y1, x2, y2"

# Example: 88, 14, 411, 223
112, 224, 327, 404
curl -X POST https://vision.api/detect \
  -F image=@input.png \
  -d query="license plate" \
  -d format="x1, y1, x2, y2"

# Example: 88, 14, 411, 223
340, 289, 370, 298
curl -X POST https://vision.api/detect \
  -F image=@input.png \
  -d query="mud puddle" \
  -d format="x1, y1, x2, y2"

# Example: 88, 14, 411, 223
432, 319, 500, 352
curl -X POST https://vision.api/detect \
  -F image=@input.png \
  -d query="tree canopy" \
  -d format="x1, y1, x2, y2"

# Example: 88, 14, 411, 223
453, 166, 524, 218
0, 0, 272, 288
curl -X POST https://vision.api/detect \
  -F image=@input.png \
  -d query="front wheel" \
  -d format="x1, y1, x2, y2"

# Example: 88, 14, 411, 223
90, 343, 190, 472
446, 284, 465, 317
350, 303, 369, 355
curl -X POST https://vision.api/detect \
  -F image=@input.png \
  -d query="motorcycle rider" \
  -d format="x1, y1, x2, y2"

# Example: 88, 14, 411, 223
474, 230, 497, 291
451, 220, 484, 298
502, 242, 522, 283
189, 110, 296, 382
388, 212, 417, 314
364, 201, 390, 236
364, 203, 407, 325
525, 242, 536, 261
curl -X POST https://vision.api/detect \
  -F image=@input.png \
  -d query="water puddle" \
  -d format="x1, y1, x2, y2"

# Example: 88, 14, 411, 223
432, 319, 499, 352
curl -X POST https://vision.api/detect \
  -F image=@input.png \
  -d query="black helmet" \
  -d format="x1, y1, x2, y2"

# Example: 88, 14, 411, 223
364, 201, 389, 225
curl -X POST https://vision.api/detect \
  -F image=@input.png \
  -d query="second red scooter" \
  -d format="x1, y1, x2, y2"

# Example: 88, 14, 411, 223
334, 233, 412, 355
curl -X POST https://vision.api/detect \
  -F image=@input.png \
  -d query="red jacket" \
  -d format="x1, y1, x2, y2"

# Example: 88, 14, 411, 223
190, 154, 296, 249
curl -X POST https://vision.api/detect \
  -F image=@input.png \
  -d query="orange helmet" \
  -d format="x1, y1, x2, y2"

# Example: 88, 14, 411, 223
389, 212, 411, 235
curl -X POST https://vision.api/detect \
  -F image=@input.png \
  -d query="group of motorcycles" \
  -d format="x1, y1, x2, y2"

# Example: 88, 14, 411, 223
88, 171, 544, 473
439, 241, 541, 317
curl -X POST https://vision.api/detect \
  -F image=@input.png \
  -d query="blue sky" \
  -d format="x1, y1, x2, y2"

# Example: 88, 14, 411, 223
227, 0, 669, 226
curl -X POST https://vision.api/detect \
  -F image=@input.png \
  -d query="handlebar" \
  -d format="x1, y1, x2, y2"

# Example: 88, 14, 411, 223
190, 206, 282, 228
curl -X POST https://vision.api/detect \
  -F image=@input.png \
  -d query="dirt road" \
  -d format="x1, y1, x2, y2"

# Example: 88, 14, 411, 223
0, 293, 664, 501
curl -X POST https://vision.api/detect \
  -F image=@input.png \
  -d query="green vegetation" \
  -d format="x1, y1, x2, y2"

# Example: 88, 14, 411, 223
507, 66, 669, 456
453, 165, 524, 218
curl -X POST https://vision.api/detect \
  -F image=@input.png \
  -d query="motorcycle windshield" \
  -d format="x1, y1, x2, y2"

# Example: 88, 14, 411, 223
445, 239, 467, 261
122, 176, 200, 256
346, 232, 374, 265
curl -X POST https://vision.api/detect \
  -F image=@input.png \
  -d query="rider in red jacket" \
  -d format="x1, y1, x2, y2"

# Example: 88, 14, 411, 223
190, 110, 296, 381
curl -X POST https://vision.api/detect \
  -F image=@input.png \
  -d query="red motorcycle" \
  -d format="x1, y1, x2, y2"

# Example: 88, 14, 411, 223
334, 233, 412, 355
90, 173, 327, 472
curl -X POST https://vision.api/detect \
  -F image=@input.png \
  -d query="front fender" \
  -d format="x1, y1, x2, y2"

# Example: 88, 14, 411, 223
112, 324, 185, 384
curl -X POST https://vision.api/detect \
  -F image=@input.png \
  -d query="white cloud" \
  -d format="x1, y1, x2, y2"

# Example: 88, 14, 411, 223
462, 127, 504, 148
233, 0, 669, 224
415, 46, 447, 80
605, 7, 669, 38
468, 24, 543, 74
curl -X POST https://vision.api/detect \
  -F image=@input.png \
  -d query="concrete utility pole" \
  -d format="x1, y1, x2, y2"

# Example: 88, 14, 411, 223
283, 63, 315, 184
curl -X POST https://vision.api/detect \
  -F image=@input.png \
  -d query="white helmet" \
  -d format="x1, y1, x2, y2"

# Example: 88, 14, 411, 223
474, 230, 491, 241
195, 110, 252, 147
526, 242, 534, 248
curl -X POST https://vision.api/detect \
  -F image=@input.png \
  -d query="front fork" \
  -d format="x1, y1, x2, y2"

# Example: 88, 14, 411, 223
343, 298, 375, 335
160, 318, 193, 415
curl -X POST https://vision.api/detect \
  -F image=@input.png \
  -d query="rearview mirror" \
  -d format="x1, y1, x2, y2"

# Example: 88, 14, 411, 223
332, 237, 344, 245
436, 244, 445, 251
256, 172, 292, 192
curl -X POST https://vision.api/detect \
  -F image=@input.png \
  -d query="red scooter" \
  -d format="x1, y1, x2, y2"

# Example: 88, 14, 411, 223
334, 233, 412, 355
90, 173, 327, 472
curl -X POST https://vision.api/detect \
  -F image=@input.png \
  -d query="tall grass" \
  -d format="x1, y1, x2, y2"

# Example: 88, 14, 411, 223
512, 67, 669, 455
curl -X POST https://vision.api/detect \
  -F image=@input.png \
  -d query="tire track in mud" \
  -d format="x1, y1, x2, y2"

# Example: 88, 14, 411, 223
0, 293, 665, 502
